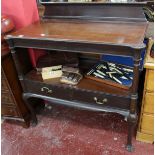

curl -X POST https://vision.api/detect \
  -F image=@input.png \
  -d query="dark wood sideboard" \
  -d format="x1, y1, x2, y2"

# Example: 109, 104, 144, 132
2, 16, 30, 128
5, 2, 148, 152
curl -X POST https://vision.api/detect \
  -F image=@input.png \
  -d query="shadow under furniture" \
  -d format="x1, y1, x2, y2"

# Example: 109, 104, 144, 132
5, 2, 148, 152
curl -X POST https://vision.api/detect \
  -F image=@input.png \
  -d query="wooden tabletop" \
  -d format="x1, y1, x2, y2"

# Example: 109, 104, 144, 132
8, 19, 147, 48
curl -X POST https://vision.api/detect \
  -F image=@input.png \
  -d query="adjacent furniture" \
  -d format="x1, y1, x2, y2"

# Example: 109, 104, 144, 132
37, 3, 45, 17
136, 38, 154, 143
5, 3, 148, 151
2, 15, 30, 128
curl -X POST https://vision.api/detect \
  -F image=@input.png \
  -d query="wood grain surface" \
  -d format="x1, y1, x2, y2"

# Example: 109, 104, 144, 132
8, 19, 147, 47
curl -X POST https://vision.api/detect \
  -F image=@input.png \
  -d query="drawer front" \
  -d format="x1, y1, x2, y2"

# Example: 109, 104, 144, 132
143, 92, 154, 114
140, 114, 154, 134
1, 92, 14, 105
72, 89, 130, 110
2, 105, 19, 117
146, 70, 154, 91
1, 67, 6, 79
24, 80, 73, 101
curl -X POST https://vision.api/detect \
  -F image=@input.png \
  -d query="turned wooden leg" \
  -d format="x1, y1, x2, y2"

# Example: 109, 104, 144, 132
126, 113, 137, 152
22, 93, 38, 126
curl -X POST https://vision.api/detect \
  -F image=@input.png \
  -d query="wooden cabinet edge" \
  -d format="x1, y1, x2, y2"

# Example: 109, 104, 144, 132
136, 131, 154, 144
136, 59, 154, 142
1, 43, 31, 128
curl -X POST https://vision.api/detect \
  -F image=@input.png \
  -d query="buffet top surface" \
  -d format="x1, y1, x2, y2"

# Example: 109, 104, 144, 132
8, 19, 148, 47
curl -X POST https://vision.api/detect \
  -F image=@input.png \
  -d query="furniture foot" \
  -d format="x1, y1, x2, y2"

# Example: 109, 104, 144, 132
22, 121, 30, 128
126, 144, 134, 152
22, 93, 38, 125
31, 120, 38, 127
126, 113, 137, 152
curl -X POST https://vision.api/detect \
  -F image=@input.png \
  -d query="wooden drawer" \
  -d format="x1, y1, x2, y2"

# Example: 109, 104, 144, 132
140, 114, 154, 135
2, 78, 9, 91
143, 92, 154, 114
1, 92, 14, 105
1, 68, 6, 79
1, 105, 19, 117
72, 89, 130, 110
24, 80, 73, 101
24, 79, 130, 111
146, 70, 154, 91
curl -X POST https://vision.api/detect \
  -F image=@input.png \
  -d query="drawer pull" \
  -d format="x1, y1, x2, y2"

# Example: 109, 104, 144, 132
41, 87, 52, 93
94, 97, 107, 105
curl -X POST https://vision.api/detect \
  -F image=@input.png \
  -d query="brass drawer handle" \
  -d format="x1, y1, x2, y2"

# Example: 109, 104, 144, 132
41, 87, 52, 93
93, 97, 108, 105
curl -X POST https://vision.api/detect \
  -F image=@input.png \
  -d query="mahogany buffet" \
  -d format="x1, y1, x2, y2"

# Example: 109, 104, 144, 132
5, 2, 148, 152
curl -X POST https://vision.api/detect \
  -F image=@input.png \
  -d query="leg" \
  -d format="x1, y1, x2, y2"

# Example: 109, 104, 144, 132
22, 121, 30, 128
126, 113, 137, 152
22, 93, 38, 126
